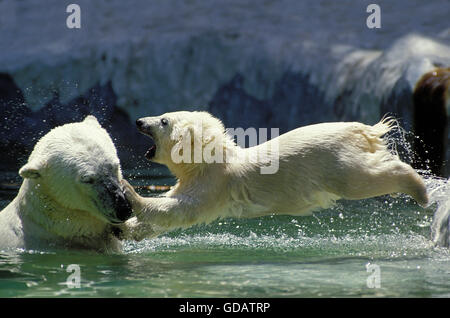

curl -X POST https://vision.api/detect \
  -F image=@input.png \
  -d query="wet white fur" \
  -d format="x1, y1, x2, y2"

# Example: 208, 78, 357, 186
0, 116, 128, 252
124, 111, 429, 239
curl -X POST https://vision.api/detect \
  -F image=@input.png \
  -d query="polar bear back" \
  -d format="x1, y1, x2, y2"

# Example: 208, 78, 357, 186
236, 121, 426, 216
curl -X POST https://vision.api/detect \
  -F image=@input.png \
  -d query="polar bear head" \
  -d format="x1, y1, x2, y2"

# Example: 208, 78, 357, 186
18, 116, 133, 225
135, 111, 228, 177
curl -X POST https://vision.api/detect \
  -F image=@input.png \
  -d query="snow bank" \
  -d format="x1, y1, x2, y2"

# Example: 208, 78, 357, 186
0, 0, 448, 170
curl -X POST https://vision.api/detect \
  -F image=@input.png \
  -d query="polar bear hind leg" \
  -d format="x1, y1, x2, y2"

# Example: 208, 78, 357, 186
343, 161, 429, 206
333, 118, 429, 206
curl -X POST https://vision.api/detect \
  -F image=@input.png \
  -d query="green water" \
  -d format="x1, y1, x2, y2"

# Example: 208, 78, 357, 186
0, 170, 449, 298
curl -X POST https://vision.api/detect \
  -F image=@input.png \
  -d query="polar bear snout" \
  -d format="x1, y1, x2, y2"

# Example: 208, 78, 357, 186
136, 118, 153, 136
101, 179, 133, 224
114, 189, 133, 222
136, 117, 159, 160
136, 118, 144, 128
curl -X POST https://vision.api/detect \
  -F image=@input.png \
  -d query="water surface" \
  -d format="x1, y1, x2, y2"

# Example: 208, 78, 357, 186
0, 169, 449, 297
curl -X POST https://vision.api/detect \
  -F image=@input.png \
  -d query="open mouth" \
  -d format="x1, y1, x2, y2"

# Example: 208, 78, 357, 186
137, 122, 157, 160
145, 144, 156, 160
139, 130, 156, 160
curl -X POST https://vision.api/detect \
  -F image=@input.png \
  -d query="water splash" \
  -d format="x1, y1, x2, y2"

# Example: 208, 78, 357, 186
386, 119, 449, 248
425, 176, 450, 247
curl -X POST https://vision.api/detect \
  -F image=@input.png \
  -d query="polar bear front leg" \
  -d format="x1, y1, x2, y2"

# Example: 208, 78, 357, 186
121, 179, 203, 235
119, 179, 160, 240
120, 179, 147, 215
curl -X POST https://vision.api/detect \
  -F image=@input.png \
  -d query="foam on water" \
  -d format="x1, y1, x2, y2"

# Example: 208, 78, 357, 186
123, 231, 440, 258
426, 176, 450, 247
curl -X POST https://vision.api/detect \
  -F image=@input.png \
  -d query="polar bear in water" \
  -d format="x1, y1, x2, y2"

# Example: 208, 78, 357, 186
122, 111, 429, 239
0, 116, 133, 252
430, 178, 450, 247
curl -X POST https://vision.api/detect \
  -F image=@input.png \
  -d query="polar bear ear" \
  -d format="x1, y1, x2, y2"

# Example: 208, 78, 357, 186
201, 121, 224, 146
184, 121, 220, 147
187, 122, 204, 147
83, 115, 101, 128
170, 121, 197, 144
19, 161, 41, 179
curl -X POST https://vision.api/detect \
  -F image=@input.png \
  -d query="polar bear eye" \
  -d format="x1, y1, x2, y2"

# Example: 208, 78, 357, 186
80, 175, 95, 184
161, 118, 169, 126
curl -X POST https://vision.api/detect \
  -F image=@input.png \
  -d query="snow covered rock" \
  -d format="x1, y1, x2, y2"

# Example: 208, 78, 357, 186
0, 0, 448, 172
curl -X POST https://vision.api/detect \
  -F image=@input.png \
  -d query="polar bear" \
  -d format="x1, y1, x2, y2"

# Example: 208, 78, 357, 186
0, 116, 133, 252
432, 199, 450, 247
122, 111, 429, 239
430, 179, 450, 247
